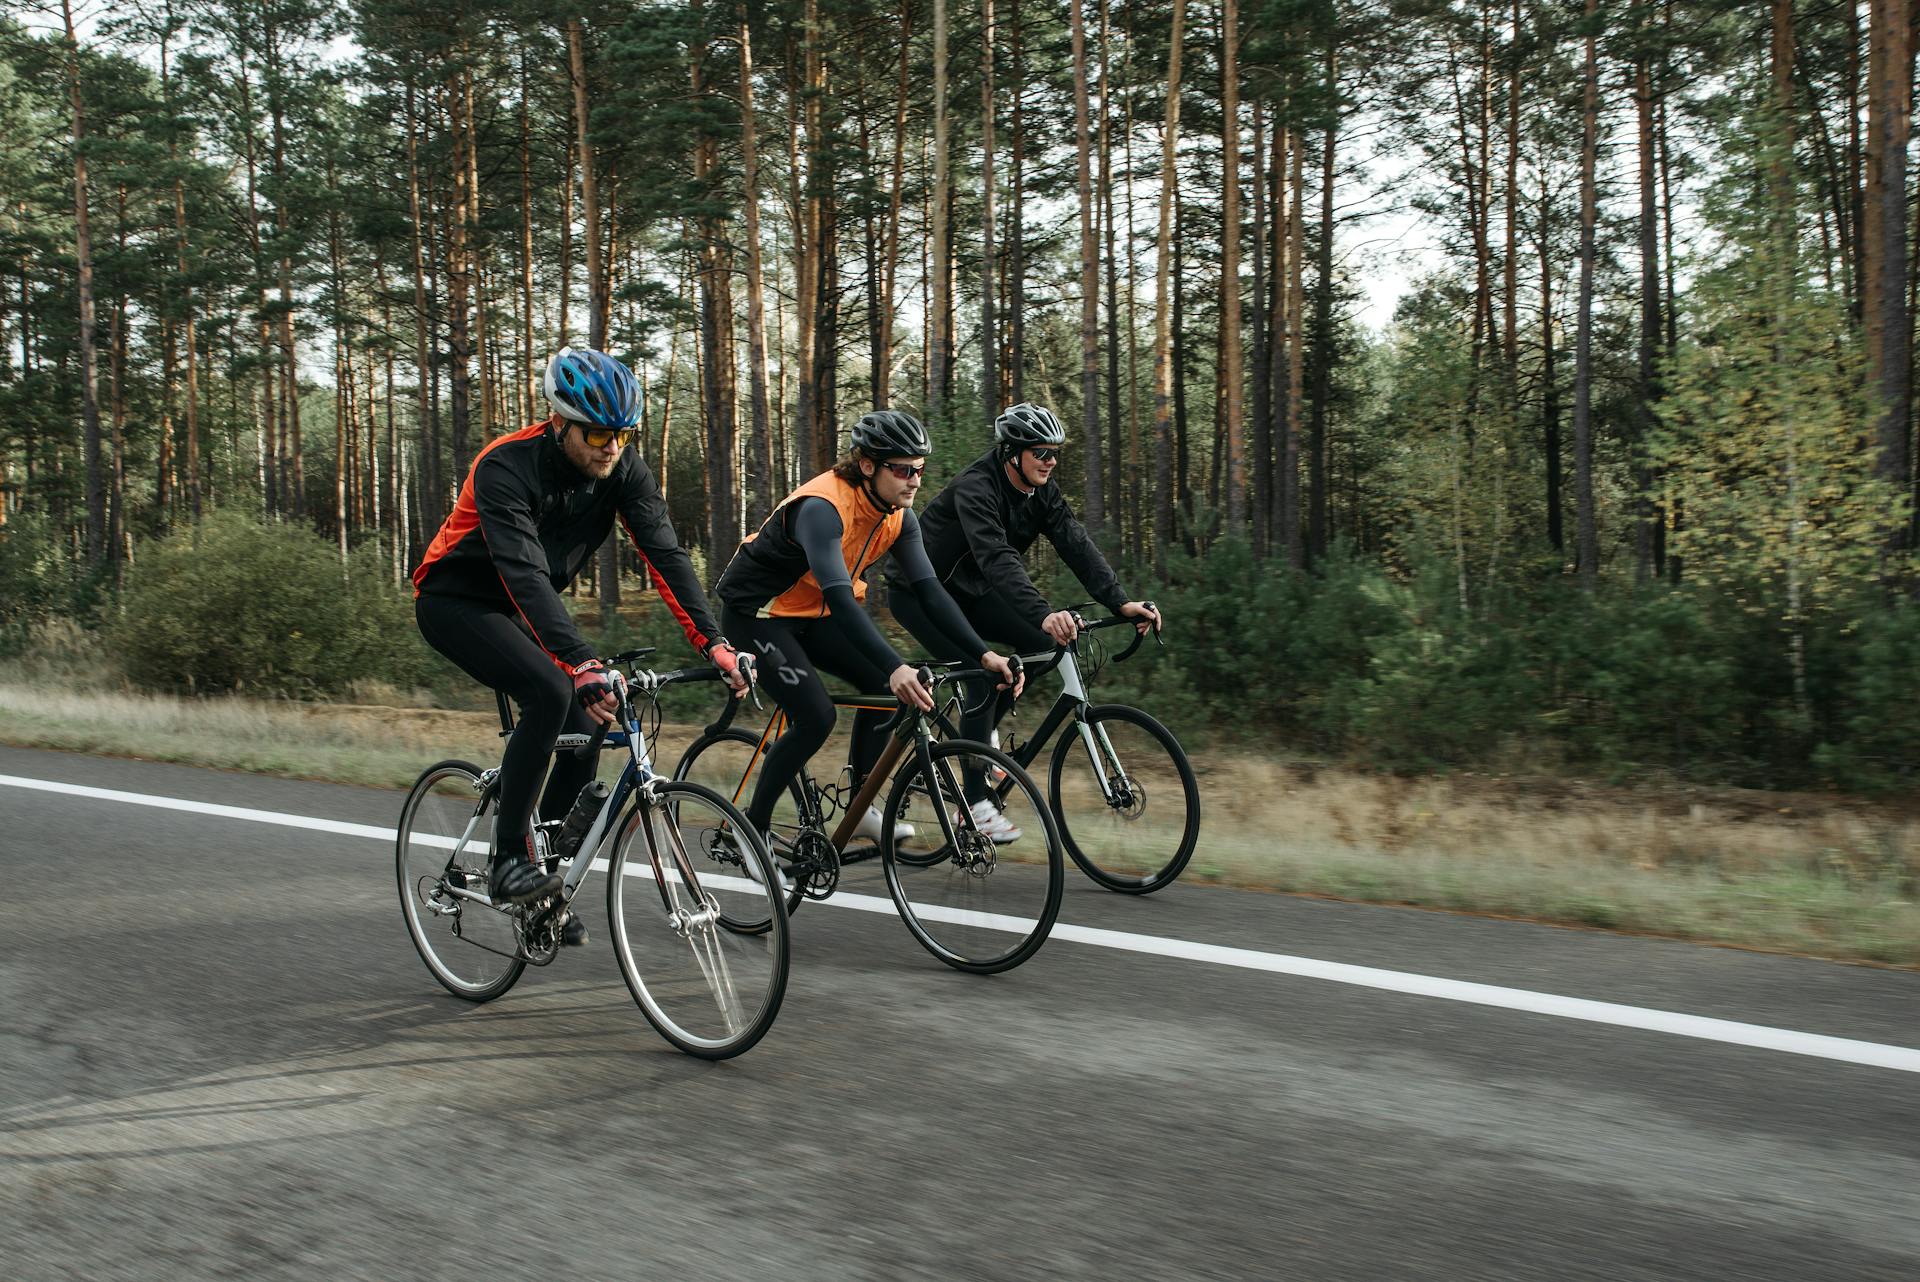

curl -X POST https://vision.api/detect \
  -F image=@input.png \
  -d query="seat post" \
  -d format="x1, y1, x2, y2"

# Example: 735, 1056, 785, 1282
496, 689, 516, 738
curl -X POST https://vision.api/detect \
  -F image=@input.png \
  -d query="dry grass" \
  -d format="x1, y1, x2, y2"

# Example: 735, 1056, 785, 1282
1187, 756, 1920, 964
2, 677, 1916, 965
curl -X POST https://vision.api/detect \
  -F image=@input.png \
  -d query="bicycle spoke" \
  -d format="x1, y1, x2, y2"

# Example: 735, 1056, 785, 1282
608, 783, 789, 1058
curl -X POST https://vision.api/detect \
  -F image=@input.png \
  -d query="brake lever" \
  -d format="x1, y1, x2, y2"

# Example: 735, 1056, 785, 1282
738, 652, 764, 711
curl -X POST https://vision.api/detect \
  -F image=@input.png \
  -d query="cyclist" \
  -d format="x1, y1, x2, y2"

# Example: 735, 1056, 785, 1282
413, 348, 746, 941
885, 402, 1161, 840
713, 409, 1021, 850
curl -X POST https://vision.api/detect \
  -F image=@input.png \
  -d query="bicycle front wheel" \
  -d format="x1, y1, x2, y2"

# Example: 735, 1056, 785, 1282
395, 760, 525, 1002
883, 740, 1063, 974
1049, 704, 1200, 894
606, 781, 790, 1059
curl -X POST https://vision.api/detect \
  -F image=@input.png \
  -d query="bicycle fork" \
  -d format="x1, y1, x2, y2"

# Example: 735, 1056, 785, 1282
1059, 651, 1128, 806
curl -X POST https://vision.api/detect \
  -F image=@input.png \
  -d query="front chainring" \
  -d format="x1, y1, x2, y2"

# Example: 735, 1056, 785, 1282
789, 829, 841, 900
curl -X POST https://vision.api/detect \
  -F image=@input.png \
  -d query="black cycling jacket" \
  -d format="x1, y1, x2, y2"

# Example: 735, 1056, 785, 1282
887, 449, 1128, 625
412, 420, 721, 668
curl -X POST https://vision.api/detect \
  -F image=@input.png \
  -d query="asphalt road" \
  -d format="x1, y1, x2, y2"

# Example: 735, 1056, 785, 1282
2, 743, 1917, 1281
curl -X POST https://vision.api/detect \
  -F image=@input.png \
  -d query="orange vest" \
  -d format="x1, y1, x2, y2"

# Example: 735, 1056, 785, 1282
753, 470, 906, 618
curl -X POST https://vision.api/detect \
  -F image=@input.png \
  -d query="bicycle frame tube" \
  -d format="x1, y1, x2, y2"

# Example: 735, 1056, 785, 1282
827, 730, 911, 851
560, 713, 654, 898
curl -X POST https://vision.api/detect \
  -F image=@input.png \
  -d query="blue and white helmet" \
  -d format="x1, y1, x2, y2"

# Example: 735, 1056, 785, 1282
542, 347, 641, 429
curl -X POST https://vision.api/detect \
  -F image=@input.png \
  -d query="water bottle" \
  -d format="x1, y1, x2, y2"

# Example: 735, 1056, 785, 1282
553, 780, 610, 861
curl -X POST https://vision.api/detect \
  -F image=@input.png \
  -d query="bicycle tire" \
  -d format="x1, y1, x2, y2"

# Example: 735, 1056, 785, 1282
1048, 704, 1200, 894
675, 728, 810, 920
881, 739, 1063, 974
605, 780, 790, 1059
395, 760, 526, 1002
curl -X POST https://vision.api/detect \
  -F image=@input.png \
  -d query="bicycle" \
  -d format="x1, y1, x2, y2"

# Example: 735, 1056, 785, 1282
395, 649, 790, 1059
953, 604, 1199, 895
674, 660, 1065, 974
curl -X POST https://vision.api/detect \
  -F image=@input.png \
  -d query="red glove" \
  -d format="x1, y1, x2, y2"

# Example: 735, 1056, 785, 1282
569, 658, 614, 711
708, 641, 750, 697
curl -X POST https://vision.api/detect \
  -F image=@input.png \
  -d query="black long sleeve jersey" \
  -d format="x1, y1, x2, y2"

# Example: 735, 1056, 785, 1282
886, 449, 1128, 625
412, 420, 721, 669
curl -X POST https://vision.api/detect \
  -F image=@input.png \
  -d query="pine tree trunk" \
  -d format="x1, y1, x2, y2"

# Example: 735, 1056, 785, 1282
1308, 48, 1337, 566
1151, 0, 1188, 561
559, 137, 573, 348
61, 0, 105, 562
879, 0, 912, 407
405, 85, 439, 531
1250, 101, 1270, 558
1220, 0, 1244, 533
1100, 0, 1125, 550
109, 187, 128, 563
981, 0, 999, 422
1635, 16, 1661, 579
443, 77, 475, 503
1071, 0, 1104, 531
569, 18, 619, 622
1539, 162, 1563, 555
161, 16, 200, 519
693, 23, 740, 560
519, 54, 536, 426
1865, 0, 1912, 547
463, 66, 491, 439
930, 0, 951, 421
1573, 0, 1601, 588
328, 151, 350, 560
1286, 120, 1306, 569
1505, 0, 1520, 368
267, 20, 303, 517
570, 21, 605, 353
1009, 0, 1026, 405
740, 4, 775, 530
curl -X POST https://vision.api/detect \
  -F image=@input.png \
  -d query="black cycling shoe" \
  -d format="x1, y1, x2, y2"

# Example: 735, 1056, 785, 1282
489, 859, 562, 906
560, 912, 588, 947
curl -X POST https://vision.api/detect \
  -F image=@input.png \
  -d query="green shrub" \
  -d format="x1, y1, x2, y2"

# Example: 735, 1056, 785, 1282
109, 511, 431, 697
0, 510, 101, 652
1813, 600, 1920, 791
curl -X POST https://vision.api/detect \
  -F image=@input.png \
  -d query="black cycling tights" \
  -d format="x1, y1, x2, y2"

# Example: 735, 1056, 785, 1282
719, 606, 895, 835
416, 593, 599, 865
890, 589, 1052, 803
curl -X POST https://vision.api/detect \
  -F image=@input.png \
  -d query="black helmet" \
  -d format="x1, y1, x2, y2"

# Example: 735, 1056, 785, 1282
850, 410, 931, 459
993, 402, 1066, 449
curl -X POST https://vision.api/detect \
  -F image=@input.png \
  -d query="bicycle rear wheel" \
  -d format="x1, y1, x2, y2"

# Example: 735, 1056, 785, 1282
675, 728, 809, 919
395, 760, 525, 1002
1048, 704, 1200, 894
883, 740, 1063, 974
606, 781, 790, 1059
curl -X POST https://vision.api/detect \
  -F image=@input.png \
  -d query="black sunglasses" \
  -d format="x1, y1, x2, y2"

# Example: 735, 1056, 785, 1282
881, 461, 927, 479
1029, 447, 1061, 463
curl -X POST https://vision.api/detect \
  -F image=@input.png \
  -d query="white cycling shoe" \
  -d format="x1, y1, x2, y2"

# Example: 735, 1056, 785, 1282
852, 805, 916, 843
967, 798, 1023, 844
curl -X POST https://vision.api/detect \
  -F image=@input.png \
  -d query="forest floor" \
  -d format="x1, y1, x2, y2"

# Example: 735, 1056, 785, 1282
2, 673, 1915, 968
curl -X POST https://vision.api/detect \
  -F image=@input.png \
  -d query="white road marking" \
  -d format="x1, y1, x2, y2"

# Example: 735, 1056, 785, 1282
7, 771, 1919, 1074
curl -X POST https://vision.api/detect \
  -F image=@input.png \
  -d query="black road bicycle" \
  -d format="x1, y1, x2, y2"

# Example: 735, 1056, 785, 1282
957, 606, 1200, 895
395, 650, 789, 1059
674, 660, 1065, 974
